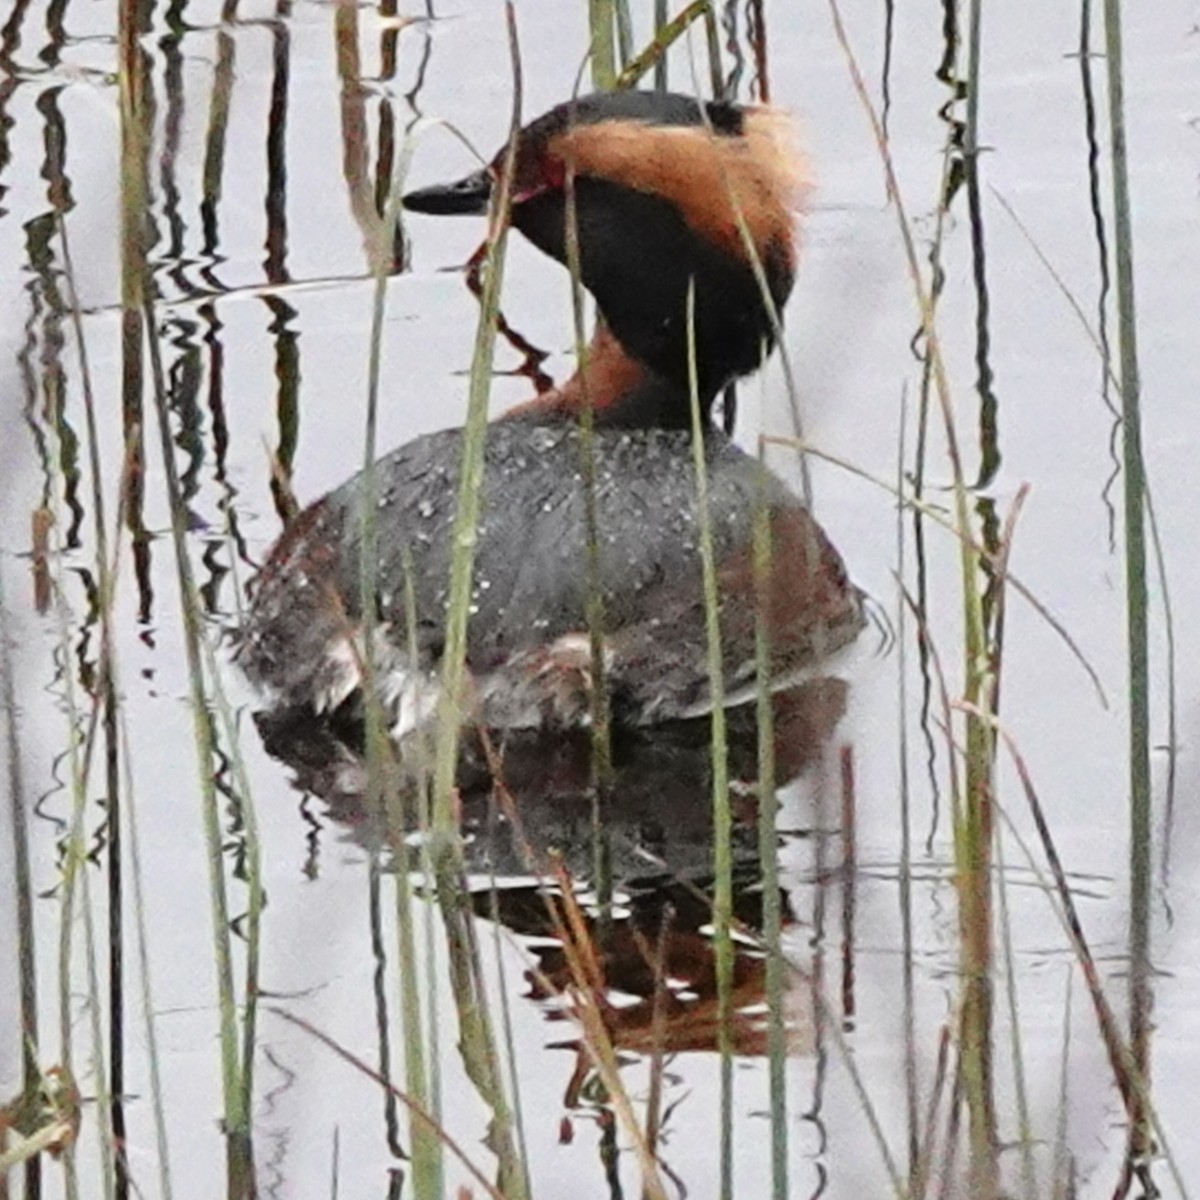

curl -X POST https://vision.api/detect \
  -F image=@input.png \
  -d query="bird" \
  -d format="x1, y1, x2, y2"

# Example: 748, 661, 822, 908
235, 89, 864, 738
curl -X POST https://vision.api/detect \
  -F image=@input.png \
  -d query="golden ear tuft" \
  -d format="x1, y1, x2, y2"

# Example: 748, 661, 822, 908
549, 105, 809, 269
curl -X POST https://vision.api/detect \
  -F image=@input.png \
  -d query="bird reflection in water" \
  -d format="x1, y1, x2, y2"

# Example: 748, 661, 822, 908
257, 675, 849, 1080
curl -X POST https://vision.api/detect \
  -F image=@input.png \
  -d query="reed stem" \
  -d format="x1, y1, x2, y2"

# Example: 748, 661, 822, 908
1101, 0, 1153, 1175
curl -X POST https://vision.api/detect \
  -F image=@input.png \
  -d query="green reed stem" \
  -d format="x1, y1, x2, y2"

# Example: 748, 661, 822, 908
685, 281, 734, 1198
1052, 970, 1073, 1200
615, 1, 721, 97
0, 577, 42, 1196
117, 708, 174, 1200
429, 41, 519, 837
121, 0, 251, 1184
136, 186, 254, 1200
392, 572, 443, 1200
983, 724, 1189, 1199
752, 490, 788, 1200
146, 345, 251, 1190
561, 155, 615, 913
1101, 0, 1153, 1170
614, 0, 633, 67
653, 0, 668, 89
46, 501, 114, 1200
827, 4, 999, 1189
124, 0, 262, 1170
354, 75, 443, 1193
958, 0, 1000, 1186
271, 1008, 507, 1200
426, 9, 528, 1197
994, 824, 1038, 1200
588, 0, 617, 89
893, 395, 923, 1190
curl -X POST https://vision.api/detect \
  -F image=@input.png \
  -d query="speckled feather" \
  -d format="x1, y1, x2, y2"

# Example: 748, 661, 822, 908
237, 422, 863, 729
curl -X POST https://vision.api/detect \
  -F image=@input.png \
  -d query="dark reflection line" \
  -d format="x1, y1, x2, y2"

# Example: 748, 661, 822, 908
264, 298, 301, 525
120, 16, 155, 627
264, 5, 291, 286
26, 88, 86, 553
34, 739, 71, 837
170, 2, 251, 580
960, 1, 1001, 502
200, 21, 236, 262
299, 791, 324, 880
803, 773, 829, 1194
0, 75, 18, 227
933, 0, 965, 207
916, 0, 964, 855
379, 0, 398, 81
215, 714, 250, 879
963, 174, 1001, 494
71, 566, 99, 698
368, 855, 407, 1161
39, 0, 68, 68
257, 1044, 296, 1200
961, 4, 1005, 668
880, 0, 895, 139
200, 537, 231, 615
838, 747, 856, 1028
1077, 0, 1119, 547
159, 0, 191, 298
205, 300, 255, 569
745, 0, 769, 103
20, 213, 79, 542
0, 0, 34, 80
374, 0, 397, 221
180, 0, 256, 581
335, 2, 376, 254
33, 40, 134, 1200
720, 0, 743, 100
375, 99, 397, 222
263, 3, 302, 526
463, 242, 554, 393
47, 62, 134, 1197
392, 15, 423, 278
399, 0, 437, 147
402, 3, 436, 118
165, 317, 206, 506
598, 1109, 624, 1200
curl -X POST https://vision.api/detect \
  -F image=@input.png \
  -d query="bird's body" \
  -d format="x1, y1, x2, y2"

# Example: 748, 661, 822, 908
236, 90, 864, 737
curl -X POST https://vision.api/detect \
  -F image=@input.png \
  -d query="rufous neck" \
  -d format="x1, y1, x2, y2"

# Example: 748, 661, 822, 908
502, 324, 712, 429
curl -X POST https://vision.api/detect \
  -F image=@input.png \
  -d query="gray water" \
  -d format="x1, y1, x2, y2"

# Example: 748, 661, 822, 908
2, 2, 1199, 1197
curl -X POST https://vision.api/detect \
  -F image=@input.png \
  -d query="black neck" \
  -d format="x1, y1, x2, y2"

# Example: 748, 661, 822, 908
513, 178, 792, 418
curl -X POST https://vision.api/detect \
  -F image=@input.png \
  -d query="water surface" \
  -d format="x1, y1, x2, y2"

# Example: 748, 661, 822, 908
2, 2, 1199, 1197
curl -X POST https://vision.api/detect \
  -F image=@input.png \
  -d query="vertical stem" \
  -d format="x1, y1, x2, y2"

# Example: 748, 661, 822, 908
2, 572, 42, 1200
685, 283, 733, 1199
653, 0, 668, 90
959, 0, 998, 1189
753, 498, 788, 1200
588, 0, 617, 89
424, 10, 528, 1197
123, 0, 252, 1183
1101, 0, 1152, 1169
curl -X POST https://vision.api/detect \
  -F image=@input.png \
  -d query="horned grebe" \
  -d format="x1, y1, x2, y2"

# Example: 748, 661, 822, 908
236, 91, 863, 736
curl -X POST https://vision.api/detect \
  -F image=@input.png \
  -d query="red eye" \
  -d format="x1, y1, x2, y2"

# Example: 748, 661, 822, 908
510, 154, 565, 206
540, 154, 565, 192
